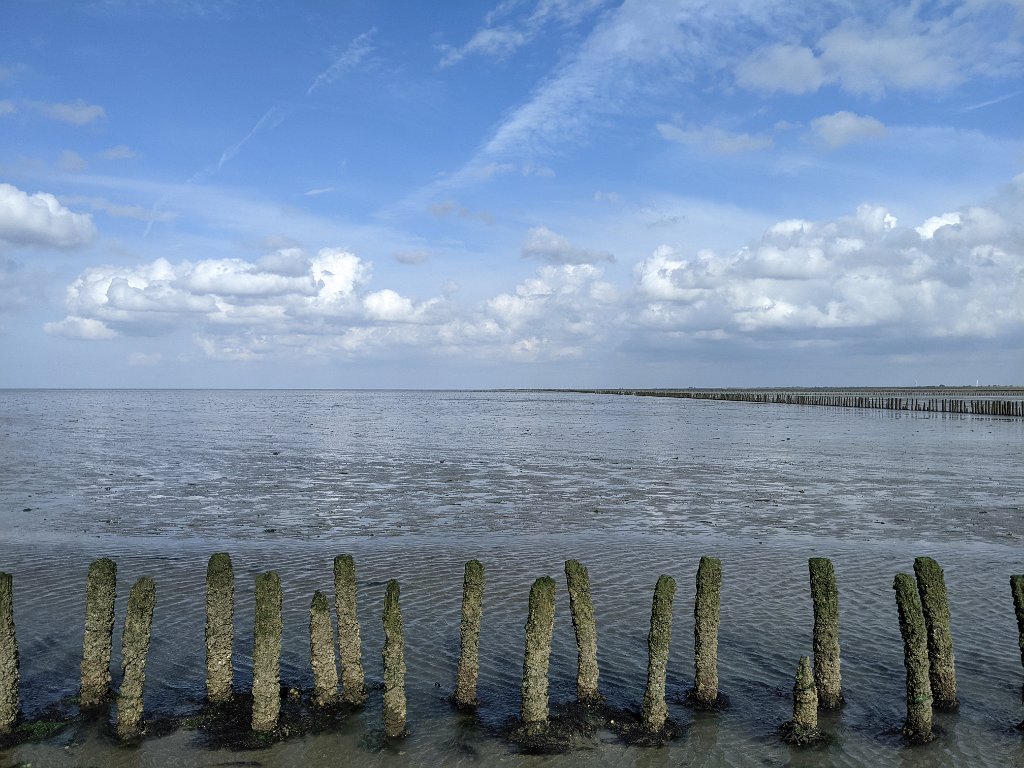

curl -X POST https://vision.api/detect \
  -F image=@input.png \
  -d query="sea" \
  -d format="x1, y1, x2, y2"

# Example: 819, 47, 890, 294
0, 389, 1022, 767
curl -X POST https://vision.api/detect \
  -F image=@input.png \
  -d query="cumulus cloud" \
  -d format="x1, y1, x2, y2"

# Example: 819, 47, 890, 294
521, 225, 614, 264
735, 44, 827, 94
46, 248, 442, 352
0, 183, 97, 249
633, 189, 1023, 340
810, 111, 886, 148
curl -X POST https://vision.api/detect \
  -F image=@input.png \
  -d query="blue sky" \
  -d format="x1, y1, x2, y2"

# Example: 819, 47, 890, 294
1, 0, 1022, 388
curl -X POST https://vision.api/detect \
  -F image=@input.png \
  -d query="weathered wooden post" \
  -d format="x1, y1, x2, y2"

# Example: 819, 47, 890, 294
382, 580, 406, 738
251, 571, 283, 732
116, 577, 156, 739
0, 573, 18, 735
453, 559, 485, 709
80, 557, 117, 708
565, 559, 601, 704
1012, 575, 1024, 672
520, 576, 556, 735
204, 552, 234, 703
781, 656, 825, 745
310, 590, 339, 707
808, 557, 843, 708
893, 573, 933, 743
641, 575, 676, 733
689, 556, 722, 708
333, 555, 366, 706
913, 556, 958, 710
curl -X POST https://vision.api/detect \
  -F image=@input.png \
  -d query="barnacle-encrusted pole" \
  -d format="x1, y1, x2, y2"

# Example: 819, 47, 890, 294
689, 556, 722, 708
565, 559, 601, 704
893, 572, 933, 744
204, 552, 234, 703
116, 577, 156, 739
453, 559, 485, 709
382, 580, 407, 738
781, 656, 826, 745
80, 557, 117, 708
641, 575, 676, 733
808, 557, 843, 709
310, 590, 339, 707
251, 571, 283, 732
334, 555, 366, 706
520, 576, 556, 735
0, 572, 18, 735
914, 556, 958, 710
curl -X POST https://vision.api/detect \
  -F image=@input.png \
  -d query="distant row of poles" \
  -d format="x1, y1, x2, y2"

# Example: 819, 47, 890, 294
1, 557, 1024, 747
563, 389, 1024, 418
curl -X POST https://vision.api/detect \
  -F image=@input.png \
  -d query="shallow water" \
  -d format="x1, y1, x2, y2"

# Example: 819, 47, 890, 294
1, 390, 1023, 767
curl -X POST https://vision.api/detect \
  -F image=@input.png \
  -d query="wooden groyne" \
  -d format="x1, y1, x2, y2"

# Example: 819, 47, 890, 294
558, 388, 1024, 418
0, 554, 1022, 751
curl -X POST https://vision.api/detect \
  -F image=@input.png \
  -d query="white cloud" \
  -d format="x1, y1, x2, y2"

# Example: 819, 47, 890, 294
633, 188, 1023, 339
98, 145, 139, 160
28, 99, 107, 125
735, 3, 1023, 98
58, 149, 88, 172
0, 183, 97, 248
307, 29, 376, 96
522, 225, 614, 264
63, 195, 177, 223
0, 100, 16, 117
810, 111, 886, 148
43, 316, 116, 340
657, 123, 773, 154
734, 44, 827, 94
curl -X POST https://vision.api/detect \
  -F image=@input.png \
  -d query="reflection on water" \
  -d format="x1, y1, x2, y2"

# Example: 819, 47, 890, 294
1, 390, 1023, 767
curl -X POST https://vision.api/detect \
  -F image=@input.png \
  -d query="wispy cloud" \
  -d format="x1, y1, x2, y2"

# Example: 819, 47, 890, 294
960, 89, 1024, 112
26, 99, 107, 125
304, 187, 335, 197
306, 29, 376, 96
657, 123, 774, 154
98, 144, 139, 160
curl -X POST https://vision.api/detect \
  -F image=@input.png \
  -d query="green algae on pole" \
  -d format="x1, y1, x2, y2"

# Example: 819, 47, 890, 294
688, 556, 723, 709
453, 559, 485, 709
781, 656, 827, 746
333, 555, 366, 706
116, 577, 156, 740
641, 575, 676, 733
80, 557, 117, 709
309, 590, 339, 707
893, 572, 934, 744
382, 580, 407, 739
520, 576, 556, 735
251, 571, 283, 732
204, 553, 234, 704
0, 573, 18, 735
808, 557, 843, 709
1012, 575, 1024, 671
913, 556, 959, 710
564, 559, 601, 705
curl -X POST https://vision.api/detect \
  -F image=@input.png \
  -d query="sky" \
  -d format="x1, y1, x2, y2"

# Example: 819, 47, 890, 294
0, 0, 1022, 389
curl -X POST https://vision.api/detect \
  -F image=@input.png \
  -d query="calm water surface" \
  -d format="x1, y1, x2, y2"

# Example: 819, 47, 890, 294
0, 390, 1022, 767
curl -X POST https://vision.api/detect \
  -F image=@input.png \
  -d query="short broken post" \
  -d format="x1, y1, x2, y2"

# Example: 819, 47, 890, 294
204, 552, 234, 703
251, 571, 283, 732
310, 590, 339, 707
914, 556, 958, 710
520, 576, 556, 735
80, 557, 117, 709
781, 656, 826, 745
689, 556, 723, 708
641, 574, 676, 733
382, 580, 406, 738
565, 559, 601, 705
808, 557, 843, 709
894, 572, 933, 744
0, 573, 18, 735
334, 555, 366, 706
116, 577, 156, 740
453, 559, 485, 709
